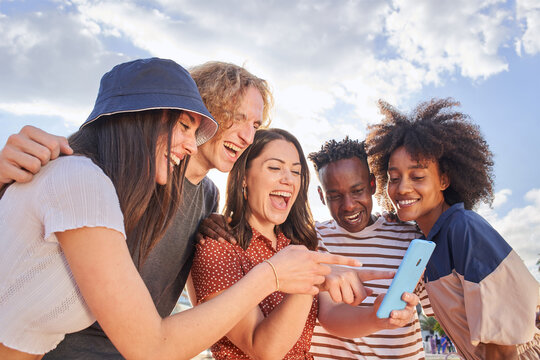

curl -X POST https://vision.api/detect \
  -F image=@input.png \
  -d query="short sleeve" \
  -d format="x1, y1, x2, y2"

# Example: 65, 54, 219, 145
39, 157, 126, 242
191, 239, 245, 303
315, 224, 329, 253
317, 239, 329, 253
462, 250, 540, 346
446, 213, 539, 345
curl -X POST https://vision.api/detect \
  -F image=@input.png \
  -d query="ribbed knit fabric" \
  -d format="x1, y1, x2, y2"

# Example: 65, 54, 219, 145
0, 156, 125, 354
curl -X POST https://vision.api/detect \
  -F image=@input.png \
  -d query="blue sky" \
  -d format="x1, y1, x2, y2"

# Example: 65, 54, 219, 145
1, 0, 539, 278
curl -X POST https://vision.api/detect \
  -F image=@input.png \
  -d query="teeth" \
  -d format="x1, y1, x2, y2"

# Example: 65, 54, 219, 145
169, 153, 181, 166
399, 199, 417, 205
270, 191, 292, 197
344, 212, 360, 220
224, 142, 241, 152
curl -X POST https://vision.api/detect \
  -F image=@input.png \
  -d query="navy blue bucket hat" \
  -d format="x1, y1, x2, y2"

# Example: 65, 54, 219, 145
82, 57, 218, 146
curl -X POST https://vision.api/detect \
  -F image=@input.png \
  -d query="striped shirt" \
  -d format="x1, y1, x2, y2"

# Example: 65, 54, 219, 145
310, 216, 433, 360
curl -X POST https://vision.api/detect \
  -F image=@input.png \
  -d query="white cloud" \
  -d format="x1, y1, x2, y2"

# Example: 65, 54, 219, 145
0, 5, 126, 124
0, 101, 89, 126
516, 0, 540, 55
492, 188, 512, 208
478, 188, 540, 281
1, 0, 524, 135
385, 0, 512, 81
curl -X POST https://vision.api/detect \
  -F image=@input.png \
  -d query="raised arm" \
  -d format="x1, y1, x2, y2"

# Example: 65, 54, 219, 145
58, 227, 277, 360
317, 269, 419, 339
59, 230, 359, 360
0, 125, 72, 184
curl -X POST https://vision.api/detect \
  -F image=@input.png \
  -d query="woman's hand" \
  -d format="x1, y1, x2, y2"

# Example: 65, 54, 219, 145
266, 245, 362, 295
319, 266, 395, 306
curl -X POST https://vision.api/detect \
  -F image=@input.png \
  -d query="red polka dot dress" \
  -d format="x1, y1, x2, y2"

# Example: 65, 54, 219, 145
191, 228, 318, 359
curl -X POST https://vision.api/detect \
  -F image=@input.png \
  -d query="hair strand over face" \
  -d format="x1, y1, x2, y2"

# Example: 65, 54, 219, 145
68, 110, 188, 267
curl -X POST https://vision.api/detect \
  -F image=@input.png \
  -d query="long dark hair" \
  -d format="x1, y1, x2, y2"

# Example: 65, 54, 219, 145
69, 109, 188, 267
224, 128, 317, 250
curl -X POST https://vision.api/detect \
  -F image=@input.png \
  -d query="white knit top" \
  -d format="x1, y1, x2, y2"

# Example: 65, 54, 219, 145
0, 156, 126, 355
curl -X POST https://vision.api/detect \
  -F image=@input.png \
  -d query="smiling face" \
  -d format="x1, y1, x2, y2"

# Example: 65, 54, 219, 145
318, 157, 375, 233
244, 139, 302, 234
387, 146, 449, 235
195, 86, 264, 174
155, 111, 200, 185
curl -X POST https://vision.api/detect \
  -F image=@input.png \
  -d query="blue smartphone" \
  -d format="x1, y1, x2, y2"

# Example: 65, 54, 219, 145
376, 239, 436, 318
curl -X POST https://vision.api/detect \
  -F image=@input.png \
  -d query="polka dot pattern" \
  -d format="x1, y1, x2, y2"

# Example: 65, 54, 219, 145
192, 228, 317, 359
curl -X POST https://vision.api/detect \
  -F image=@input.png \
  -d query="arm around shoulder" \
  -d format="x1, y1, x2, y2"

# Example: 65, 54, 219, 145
59, 226, 280, 360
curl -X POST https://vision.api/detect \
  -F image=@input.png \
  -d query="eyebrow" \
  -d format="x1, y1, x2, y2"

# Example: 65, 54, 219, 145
184, 112, 197, 124
235, 112, 262, 124
265, 158, 301, 166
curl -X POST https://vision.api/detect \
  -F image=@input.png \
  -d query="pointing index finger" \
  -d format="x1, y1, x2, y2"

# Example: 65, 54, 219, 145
357, 269, 395, 282
313, 252, 362, 267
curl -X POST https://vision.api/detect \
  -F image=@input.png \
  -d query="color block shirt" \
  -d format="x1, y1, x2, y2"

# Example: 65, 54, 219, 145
192, 228, 318, 360
310, 216, 433, 360
423, 203, 540, 360
0, 156, 126, 354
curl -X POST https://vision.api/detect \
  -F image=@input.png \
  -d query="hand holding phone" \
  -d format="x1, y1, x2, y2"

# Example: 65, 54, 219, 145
376, 239, 435, 319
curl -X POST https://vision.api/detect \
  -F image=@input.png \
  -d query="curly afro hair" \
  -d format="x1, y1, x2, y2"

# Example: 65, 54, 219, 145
308, 136, 368, 175
365, 98, 494, 211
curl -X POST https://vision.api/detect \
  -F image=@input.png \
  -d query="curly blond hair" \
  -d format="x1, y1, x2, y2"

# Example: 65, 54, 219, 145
190, 62, 273, 136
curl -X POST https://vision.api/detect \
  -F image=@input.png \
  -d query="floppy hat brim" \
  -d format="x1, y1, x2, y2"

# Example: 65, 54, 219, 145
82, 92, 218, 146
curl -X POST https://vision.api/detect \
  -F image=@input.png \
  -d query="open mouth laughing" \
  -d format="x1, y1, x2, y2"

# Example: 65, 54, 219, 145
269, 190, 292, 209
224, 141, 242, 159
342, 210, 365, 224
169, 153, 182, 166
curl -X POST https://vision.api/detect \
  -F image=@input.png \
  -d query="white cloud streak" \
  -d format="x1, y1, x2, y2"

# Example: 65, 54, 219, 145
0, 4, 126, 123
2, 0, 532, 128
516, 0, 540, 55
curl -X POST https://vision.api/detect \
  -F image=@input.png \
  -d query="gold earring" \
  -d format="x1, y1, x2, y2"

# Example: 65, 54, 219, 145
242, 184, 247, 200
